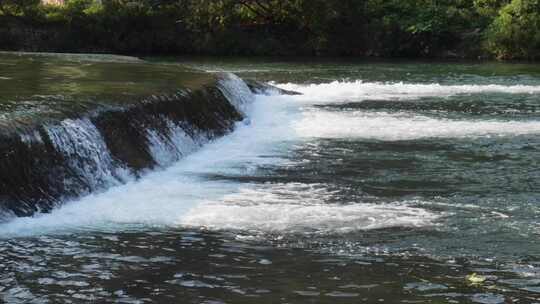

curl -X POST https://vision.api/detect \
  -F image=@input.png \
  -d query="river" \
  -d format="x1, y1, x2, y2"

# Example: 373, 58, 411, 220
1, 56, 540, 303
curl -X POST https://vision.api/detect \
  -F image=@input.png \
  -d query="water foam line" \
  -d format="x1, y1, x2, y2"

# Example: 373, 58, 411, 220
276, 81, 540, 103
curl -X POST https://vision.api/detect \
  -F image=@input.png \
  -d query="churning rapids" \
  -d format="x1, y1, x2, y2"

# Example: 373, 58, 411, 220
1, 56, 540, 303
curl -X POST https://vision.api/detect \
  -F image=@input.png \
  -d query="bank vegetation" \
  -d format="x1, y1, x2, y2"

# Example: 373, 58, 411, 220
0, 0, 538, 59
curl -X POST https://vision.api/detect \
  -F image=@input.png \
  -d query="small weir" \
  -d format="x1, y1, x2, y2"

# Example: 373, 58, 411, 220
0, 54, 256, 218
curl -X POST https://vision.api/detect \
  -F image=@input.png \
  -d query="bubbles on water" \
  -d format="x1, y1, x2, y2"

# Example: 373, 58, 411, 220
180, 183, 440, 234
277, 80, 540, 103
294, 110, 540, 140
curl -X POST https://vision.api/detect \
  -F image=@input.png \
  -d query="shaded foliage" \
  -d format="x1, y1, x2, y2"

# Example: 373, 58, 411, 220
486, 0, 540, 59
0, 0, 536, 59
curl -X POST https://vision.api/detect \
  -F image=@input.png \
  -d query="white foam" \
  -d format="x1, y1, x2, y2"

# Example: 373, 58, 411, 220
180, 183, 439, 234
0, 91, 298, 237
183, 202, 436, 234
3, 79, 483, 237
274, 80, 540, 140
295, 110, 540, 140
276, 80, 540, 103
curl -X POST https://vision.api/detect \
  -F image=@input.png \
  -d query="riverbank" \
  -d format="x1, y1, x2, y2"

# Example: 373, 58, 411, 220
0, 15, 486, 59
1, 0, 538, 60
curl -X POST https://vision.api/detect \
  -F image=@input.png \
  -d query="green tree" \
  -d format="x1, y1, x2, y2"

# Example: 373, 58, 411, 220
486, 0, 540, 59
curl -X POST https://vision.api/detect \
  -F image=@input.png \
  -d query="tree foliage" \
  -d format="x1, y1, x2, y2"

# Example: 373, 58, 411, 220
486, 0, 540, 59
0, 0, 537, 59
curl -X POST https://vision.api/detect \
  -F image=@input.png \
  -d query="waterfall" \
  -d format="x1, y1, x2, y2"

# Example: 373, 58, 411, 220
45, 118, 128, 191
0, 73, 256, 219
146, 118, 204, 168
217, 73, 256, 115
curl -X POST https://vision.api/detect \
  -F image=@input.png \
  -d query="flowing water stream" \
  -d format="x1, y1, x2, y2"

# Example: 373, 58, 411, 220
1, 57, 540, 303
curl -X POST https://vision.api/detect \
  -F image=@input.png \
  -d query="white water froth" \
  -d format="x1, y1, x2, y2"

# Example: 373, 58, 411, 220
186, 201, 435, 234
295, 110, 540, 140
277, 80, 540, 102
181, 184, 439, 234
133, 73, 252, 169
0, 79, 299, 236
271, 80, 540, 140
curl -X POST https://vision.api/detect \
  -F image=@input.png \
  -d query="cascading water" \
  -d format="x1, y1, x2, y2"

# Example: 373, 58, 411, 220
2, 58, 540, 304
0, 71, 252, 219
5, 77, 540, 233
217, 73, 256, 115
45, 118, 127, 191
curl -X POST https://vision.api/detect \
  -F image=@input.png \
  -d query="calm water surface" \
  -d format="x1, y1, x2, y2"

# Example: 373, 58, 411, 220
2, 58, 540, 303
